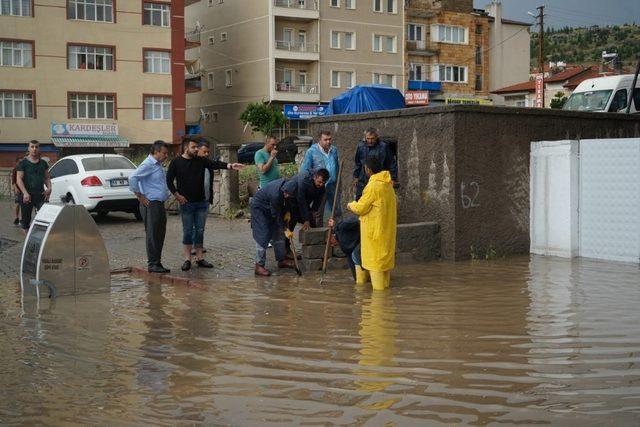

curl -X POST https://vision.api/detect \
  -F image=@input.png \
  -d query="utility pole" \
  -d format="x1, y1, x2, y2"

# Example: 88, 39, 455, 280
537, 5, 545, 107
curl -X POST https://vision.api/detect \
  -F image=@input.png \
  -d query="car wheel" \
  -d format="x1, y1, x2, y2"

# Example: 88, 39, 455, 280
134, 210, 143, 221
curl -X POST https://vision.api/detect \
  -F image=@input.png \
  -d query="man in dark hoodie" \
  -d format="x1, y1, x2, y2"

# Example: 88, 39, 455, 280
352, 127, 398, 200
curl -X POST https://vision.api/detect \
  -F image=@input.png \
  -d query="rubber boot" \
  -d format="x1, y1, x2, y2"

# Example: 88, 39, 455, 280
355, 265, 370, 284
370, 270, 390, 291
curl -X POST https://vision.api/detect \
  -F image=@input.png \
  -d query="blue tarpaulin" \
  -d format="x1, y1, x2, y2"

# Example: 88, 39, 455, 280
326, 85, 405, 115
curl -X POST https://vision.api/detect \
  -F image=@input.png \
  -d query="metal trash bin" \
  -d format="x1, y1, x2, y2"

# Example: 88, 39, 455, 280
20, 204, 110, 298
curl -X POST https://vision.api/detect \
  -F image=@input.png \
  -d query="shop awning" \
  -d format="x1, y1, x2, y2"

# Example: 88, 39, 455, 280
51, 135, 129, 147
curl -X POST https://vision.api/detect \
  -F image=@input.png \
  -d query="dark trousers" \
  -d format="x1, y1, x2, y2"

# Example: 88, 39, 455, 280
140, 201, 167, 268
20, 194, 44, 230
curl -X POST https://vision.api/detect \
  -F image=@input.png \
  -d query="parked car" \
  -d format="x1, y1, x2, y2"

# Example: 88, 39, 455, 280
563, 74, 640, 113
237, 136, 312, 164
48, 154, 141, 220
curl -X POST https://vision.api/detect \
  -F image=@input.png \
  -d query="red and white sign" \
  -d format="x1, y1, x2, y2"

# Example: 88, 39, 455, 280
535, 74, 544, 108
405, 90, 429, 106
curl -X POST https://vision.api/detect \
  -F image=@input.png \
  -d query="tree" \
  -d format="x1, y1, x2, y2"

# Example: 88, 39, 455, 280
239, 102, 286, 137
550, 91, 568, 109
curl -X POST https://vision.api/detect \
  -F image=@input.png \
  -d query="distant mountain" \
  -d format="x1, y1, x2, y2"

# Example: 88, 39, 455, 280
531, 24, 640, 67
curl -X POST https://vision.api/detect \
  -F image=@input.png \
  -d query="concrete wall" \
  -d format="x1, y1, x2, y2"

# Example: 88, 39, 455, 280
309, 105, 640, 260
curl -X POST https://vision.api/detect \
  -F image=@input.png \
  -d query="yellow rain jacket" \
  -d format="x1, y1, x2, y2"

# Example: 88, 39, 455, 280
347, 170, 397, 272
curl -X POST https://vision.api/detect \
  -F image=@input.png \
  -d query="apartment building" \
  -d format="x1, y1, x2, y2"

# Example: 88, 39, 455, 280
404, 0, 490, 105
185, 0, 404, 143
0, 0, 185, 166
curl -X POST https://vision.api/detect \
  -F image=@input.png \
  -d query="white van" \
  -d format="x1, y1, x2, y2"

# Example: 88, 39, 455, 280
563, 74, 640, 113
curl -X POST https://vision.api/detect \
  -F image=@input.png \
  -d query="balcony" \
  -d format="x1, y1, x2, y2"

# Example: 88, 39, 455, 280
274, 40, 319, 62
273, 82, 319, 102
185, 27, 201, 49
273, 0, 319, 21
406, 40, 439, 57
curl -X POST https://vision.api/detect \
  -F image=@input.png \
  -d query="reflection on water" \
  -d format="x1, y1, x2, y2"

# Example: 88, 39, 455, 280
1, 256, 640, 425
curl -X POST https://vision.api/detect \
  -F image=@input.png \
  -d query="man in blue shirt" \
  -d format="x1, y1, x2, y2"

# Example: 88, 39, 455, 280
129, 141, 171, 273
300, 130, 340, 226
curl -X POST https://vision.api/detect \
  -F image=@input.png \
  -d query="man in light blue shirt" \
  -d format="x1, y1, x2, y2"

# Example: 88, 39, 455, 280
129, 140, 171, 273
300, 130, 340, 226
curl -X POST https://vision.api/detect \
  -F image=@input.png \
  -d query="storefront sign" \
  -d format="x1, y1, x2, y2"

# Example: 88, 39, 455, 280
284, 104, 329, 120
445, 98, 493, 106
404, 91, 429, 106
535, 73, 544, 108
51, 123, 118, 137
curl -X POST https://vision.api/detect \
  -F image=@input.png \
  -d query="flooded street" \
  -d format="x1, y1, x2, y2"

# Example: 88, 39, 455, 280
2, 256, 640, 425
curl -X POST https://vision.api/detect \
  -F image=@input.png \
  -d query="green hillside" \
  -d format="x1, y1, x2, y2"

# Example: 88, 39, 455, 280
531, 24, 640, 67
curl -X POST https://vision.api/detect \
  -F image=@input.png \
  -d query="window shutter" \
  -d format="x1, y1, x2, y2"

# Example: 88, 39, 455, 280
430, 24, 439, 42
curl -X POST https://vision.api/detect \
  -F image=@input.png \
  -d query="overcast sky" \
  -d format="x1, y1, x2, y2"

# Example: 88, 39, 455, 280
474, 0, 640, 28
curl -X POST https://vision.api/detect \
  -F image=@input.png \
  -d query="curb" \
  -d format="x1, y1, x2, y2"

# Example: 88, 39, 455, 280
130, 266, 208, 290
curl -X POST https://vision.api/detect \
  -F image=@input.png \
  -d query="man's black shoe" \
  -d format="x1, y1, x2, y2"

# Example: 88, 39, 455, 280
181, 260, 192, 271
196, 259, 214, 268
148, 265, 170, 273
13, 218, 20, 225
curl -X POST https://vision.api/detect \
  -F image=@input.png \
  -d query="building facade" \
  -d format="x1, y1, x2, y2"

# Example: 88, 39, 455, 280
185, 0, 405, 143
0, 0, 185, 166
404, 0, 490, 105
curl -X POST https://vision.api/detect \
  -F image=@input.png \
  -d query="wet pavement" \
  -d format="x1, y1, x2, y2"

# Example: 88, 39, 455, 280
2, 255, 640, 425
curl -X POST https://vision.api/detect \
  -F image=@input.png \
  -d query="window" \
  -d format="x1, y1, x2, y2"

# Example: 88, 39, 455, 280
0, 0, 32, 16
434, 64, 467, 83
68, 45, 114, 71
385, 0, 395, 13
344, 71, 354, 88
373, 0, 381, 12
0, 40, 33, 67
225, 69, 232, 87
475, 45, 482, 65
144, 96, 171, 120
143, 2, 170, 27
143, 50, 170, 73
207, 72, 214, 89
409, 63, 425, 81
330, 31, 340, 48
208, 36, 215, 45
220, 32, 228, 41
432, 24, 467, 44
330, 0, 339, 6
69, 93, 114, 119
475, 24, 482, 34
207, 0, 213, 5
82, 157, 134, 171
609, 89, 628, 113
407, 24, 424, 41
49, 159, 79, 179
345, 0, 354, 8
330, 70, 339, 88
475, 74, 482, 91
373, 73, 394, 87
68, 0, 113, 22
344, 32, 355, 49
373, 34, 395, 52
0, 91, 34, 118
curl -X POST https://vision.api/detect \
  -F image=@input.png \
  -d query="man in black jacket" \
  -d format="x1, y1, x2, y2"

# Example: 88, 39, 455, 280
167, 138, 244, 271
352, 127, 398, 200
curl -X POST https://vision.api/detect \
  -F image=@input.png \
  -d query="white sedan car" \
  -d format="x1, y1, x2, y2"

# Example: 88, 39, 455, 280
49, 154, 141, 220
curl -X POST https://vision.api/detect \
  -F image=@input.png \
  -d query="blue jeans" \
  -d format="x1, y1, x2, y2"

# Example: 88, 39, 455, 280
180, 201, 209, 247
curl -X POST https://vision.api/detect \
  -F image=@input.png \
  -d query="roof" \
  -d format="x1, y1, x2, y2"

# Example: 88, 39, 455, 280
487, 16, 532, 26
563, 65, 633, 89
492, 67, 594, 94
51, 135, 129, 147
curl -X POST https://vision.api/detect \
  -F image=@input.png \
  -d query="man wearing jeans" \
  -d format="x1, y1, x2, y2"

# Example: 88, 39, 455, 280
16, 140, 51, 235
167, 138, 244, 271
129, 141, 171, 273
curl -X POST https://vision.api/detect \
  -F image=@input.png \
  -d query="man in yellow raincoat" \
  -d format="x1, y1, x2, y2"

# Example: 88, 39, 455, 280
347, 155, 397, 290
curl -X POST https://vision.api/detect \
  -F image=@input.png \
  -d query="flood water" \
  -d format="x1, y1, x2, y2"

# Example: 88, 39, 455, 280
2, 255, 640, 425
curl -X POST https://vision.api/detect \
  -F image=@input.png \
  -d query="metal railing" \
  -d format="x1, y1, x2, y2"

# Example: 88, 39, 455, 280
273, 0, 318, 11
275, 82, 318, 94
185, 28, 201, 45
274, 40, 319, 53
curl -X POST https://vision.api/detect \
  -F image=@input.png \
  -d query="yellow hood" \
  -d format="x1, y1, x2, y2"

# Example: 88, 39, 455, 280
368, 170, 392, 184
